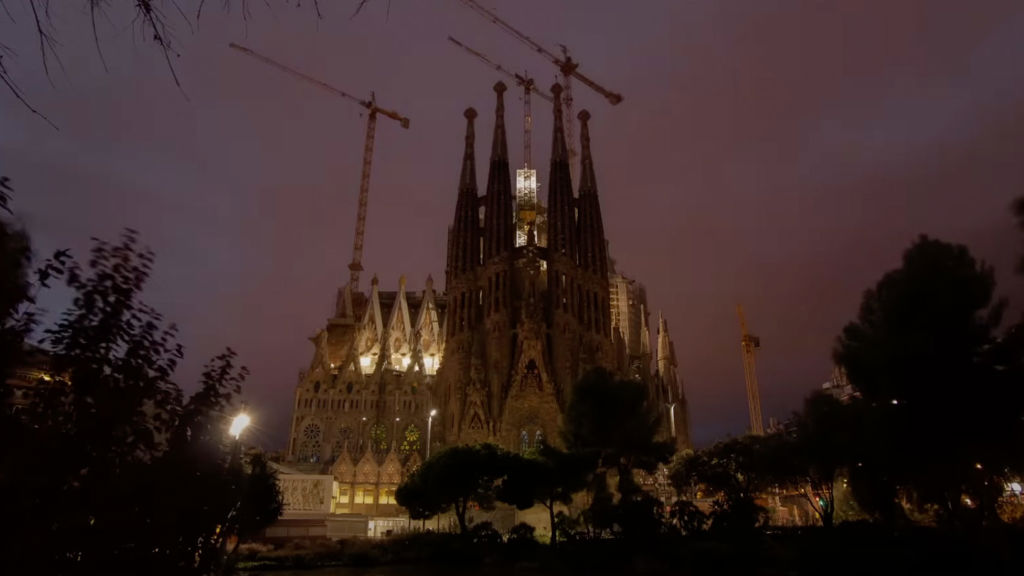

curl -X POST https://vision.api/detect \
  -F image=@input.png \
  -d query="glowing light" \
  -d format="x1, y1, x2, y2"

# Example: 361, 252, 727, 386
515, 168, 538, 247
891, 399, 899, 405
1010, 482, 1022, 494
402, 356, 411, 368
359, 356, 371, 367
430, 408, 437, 417
229, 413, 251, 439
423, 355, 438, 375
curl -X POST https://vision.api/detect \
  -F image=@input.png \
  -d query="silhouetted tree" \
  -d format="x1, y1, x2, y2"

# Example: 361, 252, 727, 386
835, 235, 1024, 525
0, 177, 33, 382
671, 435, 776, 534
774, 392, 857, 528
2, 1, 375, 124
0, 177, 67, 382
498, 443, 590, 545
563, 368, 673, 496
396, 443, 509, 534
668, 499, 708, 536
0, 229, 281, 574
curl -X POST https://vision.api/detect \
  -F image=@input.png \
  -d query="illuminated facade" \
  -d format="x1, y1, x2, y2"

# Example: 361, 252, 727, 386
286, 82, 690, 509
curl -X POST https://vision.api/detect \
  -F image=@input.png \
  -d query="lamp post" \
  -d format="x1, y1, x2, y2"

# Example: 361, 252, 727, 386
426, 409, 437, 459
230, 412, 251, 440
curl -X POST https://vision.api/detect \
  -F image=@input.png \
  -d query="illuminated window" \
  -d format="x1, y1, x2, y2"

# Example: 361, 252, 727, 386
354, 487, 373, 505
379, 489, 396, 505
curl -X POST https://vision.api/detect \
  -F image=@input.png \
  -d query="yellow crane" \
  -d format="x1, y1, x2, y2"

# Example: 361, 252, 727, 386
229, 43, 410, 292
737, 305, 765, 435
457, 0, 622, 182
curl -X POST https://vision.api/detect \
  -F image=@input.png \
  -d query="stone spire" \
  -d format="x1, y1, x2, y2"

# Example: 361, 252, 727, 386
657, 312, 677, 388
448, 108, 480, 277
546, 83, 576, 259
657, 312, 691, 448
576, 109, 608, 279
484, 82, 513, 260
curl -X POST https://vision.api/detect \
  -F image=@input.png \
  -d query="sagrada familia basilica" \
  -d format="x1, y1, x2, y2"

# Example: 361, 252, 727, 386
284, 82, 689, 517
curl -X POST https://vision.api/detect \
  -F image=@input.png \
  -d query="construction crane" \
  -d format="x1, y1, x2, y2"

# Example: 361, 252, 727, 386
737, 305, 765, 435
447, 35, 551, 247
447, 36, 553, 170
457, 0, 622, 182
229, 42, 410, 292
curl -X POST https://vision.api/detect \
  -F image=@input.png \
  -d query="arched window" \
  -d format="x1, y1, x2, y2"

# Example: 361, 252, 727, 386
520, 430, 529, 453
535, 429, 544, 448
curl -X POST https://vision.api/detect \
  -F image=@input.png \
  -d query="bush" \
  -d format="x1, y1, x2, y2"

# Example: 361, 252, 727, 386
507, 522, 536, 543
469, 521, 503, 546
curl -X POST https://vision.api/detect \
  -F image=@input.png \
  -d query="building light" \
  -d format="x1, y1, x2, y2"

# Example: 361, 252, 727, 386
402, 356, 411, 368
359, 356, 371, 368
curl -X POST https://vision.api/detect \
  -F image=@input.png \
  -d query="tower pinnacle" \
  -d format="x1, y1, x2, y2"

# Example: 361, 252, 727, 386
449, 108, 480, 277
484, 82, 513, 259
546, 83, 575, 259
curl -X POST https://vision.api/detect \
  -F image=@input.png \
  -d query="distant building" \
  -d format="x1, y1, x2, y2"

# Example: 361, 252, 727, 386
284, 83, 691, 522
822, 365, 856, 402
3, 345, 57, 415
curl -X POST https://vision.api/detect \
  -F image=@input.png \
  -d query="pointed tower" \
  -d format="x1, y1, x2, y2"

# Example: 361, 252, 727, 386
545, 83, 577, 260
576, 110, 609, 280
575, 109, 611, 337
448, 108, 480, 279
483, 82, 514, 261
446, 108, 481, 337
657, 312, 691, 450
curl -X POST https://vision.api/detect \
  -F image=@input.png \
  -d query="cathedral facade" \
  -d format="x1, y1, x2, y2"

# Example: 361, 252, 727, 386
286, 82, 689, 513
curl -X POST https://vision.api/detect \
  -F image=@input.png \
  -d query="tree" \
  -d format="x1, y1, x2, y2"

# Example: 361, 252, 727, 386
834, 235, 1024, 525
670, 435, 776, 534
396, 443, 509, 534
0, 229, 281, 574
498, 443, 590, 545
0, 177, 67, 383
0, 177, 33, 382
563, 368, 674, 497
775, 392, 857, 528
3, 1, 374, 124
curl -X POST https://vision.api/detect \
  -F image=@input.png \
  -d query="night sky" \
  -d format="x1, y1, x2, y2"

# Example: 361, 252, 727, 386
3, 1, 1023, 449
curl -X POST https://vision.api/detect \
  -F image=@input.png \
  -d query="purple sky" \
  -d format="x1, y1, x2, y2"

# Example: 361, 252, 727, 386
3, 1, 1023, 449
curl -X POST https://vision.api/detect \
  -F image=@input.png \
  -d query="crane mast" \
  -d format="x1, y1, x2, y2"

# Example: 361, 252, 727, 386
447, 35, 553, 247
737, 305, 765, 435
228, 43, 410, 292
458, 0, 622, 183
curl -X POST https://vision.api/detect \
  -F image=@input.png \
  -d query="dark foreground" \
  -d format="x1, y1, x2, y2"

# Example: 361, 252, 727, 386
238, 524, 1024, 576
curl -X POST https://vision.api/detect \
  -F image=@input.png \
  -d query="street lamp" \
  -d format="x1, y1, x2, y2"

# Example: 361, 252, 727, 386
426, 409, 437, 459
230, 412, 251, 440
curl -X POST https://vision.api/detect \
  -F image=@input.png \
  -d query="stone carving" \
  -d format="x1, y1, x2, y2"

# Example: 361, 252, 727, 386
280, 476, 331, 513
